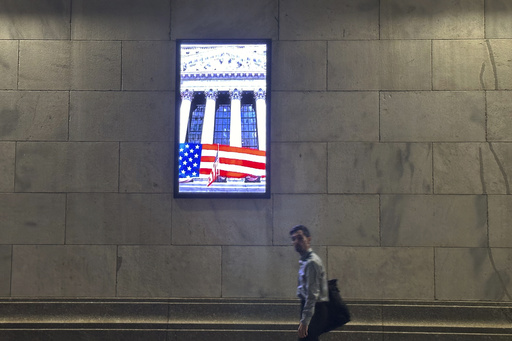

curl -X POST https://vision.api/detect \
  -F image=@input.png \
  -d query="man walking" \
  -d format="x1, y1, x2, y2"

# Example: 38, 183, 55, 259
290, 225, 329, 341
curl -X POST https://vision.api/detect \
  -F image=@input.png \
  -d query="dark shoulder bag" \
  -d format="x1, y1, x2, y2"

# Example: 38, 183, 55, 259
323, 279, 351, 332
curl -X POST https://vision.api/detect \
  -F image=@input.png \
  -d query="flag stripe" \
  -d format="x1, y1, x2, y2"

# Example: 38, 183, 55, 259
201, 149, 266, 164
201, 156, 216, 163
202, 144, 266, 156
219, 157, 266, 170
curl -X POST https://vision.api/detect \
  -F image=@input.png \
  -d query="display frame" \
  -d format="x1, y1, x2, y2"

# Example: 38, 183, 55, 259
174, 39, 272, 199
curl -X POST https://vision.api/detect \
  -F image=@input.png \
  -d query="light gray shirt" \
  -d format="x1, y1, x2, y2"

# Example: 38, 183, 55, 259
297, 249, 329, 325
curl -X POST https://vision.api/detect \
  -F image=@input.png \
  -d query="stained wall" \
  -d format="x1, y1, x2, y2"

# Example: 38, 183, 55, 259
1, 0, 512, 302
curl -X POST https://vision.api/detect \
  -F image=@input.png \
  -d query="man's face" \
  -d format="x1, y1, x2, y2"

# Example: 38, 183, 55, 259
291, 230, 311, 255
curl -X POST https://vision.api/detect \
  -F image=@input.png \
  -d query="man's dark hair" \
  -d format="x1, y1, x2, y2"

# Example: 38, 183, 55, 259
289, 225, 311, 237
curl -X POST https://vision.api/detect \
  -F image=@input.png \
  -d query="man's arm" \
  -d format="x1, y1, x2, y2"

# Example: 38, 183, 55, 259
299, 262, 322, 328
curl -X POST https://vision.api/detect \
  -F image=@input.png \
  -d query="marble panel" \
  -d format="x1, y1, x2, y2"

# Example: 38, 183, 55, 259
487, 91, 512, 141
328, 142, 432, 194
279, 0, 378, 40
222, 246, 299, 298
11, 245, 116, 296
172, 199, 272, 245
0, 143, 15, 192
433, 39, 512, 90
485, 0, 512, 38
0, 245, 11, 295
15, 142, 119, 192
271, 142, 327, 194
0, 0, 70, 39
19, 41, 121, 90
381, 195, 487, 247
380, 91, 485, 142
72, 0, 170, 40
66, 194, 172, 245
0, 41, 17, 90
489, 195, 512, 247
433, 143, 512, 194
0, 91, 68, 141
435, 248, 512, 301
272, 41, 327, 91
328, 247, 435, 300
0, 194, 65, 244
272, 92, 379, 142
122, 41, 174, 91
69, 92, 172, 142
171, 0, 277, 40
117, 246, 221, 297
328, 40, 431, 91
273, 194, 379, 246
119, 142, 173, 193
381, 0, 484, 39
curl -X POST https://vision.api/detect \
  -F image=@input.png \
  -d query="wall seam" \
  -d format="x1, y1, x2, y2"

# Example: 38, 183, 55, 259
115, 245, 119, 297
16, 40, 20, 90
168, 0, 172, 41
118, 142, 121, 193
64, 193, 68, 245
431, 142, 435, 194
277, 0, 280, 41
13, 140, 17, 193
325, 141, 329, 194
69, 0, 73, 39
484, 90, 488, 142
378, 0, 381, 40
67, 91, 71, 142
120, 41, 124, 91
9, 245, 13, 296
220, 245, 224, 298
483, 0, 487, 39
430, 39, 434, 91
378, 194, 382, 247
433, 246, 436, 300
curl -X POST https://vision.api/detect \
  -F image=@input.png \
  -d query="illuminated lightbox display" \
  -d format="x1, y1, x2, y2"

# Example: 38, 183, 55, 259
174, 39, 271, 198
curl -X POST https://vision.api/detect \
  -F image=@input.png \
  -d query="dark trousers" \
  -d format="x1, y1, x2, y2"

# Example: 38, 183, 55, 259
299, 300, 329, 341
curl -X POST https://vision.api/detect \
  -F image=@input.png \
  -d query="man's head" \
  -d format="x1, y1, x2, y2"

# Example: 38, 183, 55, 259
290, 225, 312, 256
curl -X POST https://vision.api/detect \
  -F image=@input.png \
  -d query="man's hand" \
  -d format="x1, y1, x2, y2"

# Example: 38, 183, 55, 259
298, 322, 308, 338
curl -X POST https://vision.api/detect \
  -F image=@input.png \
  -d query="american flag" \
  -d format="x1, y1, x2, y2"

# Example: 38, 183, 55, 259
178, 143, 266, 181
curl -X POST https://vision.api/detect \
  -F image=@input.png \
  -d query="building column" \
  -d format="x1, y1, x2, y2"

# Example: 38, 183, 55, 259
229, 89, 242, 148
201, 89, 218, 144
179, 90, 194, 143
255, 89, 266, 151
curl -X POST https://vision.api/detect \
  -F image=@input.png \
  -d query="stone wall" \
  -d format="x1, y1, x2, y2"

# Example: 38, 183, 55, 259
1, 0, 512, 303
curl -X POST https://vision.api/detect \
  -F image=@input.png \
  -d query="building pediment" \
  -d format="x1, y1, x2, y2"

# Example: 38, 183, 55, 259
181, 44, 267, 78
